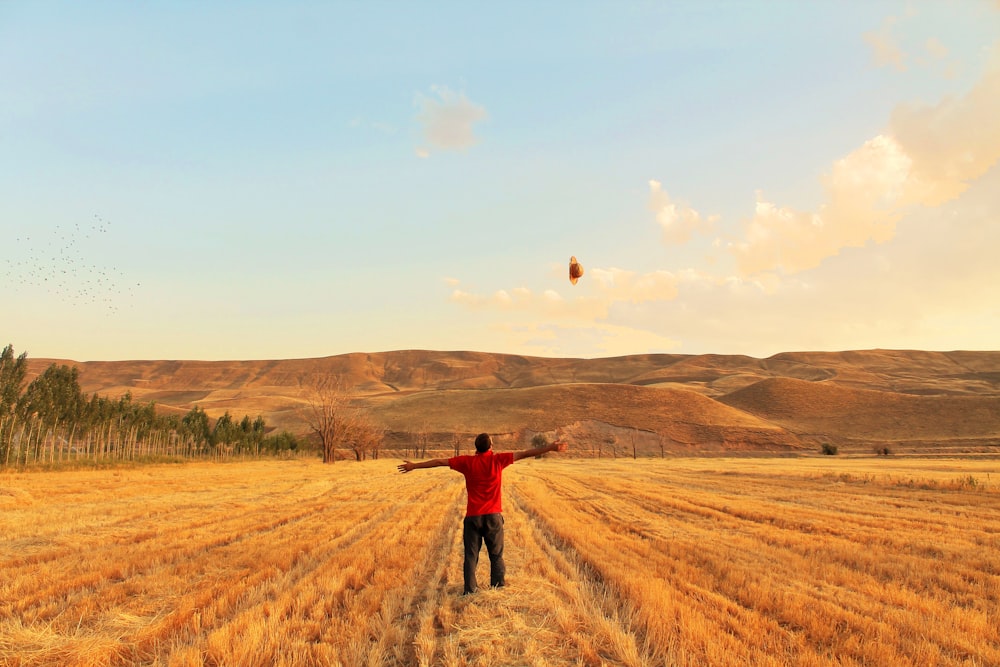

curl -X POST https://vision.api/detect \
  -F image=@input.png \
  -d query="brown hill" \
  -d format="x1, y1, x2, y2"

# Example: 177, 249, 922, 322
719, 377, 1000, 451
372, 383, 802, 454
764, 350, 1000, 395
21, 349, 1000, 453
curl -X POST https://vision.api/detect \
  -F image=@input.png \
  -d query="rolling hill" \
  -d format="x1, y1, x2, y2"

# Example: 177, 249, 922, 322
22, 349, 1000, 454
719, 376, 1000, 450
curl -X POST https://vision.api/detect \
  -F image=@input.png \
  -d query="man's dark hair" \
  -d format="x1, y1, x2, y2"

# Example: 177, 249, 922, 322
474, 433, 492, 453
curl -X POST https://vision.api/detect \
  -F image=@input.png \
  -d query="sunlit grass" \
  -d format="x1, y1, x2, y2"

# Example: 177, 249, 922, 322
1, 456, 998, 665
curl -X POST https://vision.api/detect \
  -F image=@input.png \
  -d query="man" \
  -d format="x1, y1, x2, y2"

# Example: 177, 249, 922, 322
397, 433, 568, 594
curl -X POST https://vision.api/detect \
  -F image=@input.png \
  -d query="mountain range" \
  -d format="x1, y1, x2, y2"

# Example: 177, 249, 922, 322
26, 349, 1000, 455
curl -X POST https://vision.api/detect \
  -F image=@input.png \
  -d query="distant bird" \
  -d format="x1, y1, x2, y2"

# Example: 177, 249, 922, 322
7, 214, 136, 314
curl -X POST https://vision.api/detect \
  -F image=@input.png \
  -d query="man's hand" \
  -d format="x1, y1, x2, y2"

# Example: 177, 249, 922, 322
514, 439, 569, 462
397, 460, 416, 473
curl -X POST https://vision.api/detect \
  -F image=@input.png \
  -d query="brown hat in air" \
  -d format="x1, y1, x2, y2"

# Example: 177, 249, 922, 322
569, 256, 584, 285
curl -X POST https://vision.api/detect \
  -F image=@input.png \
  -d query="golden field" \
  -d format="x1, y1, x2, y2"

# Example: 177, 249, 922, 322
2, 456, 999, 666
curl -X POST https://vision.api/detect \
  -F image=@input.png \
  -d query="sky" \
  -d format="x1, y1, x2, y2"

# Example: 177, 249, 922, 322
2, 1, 999, 362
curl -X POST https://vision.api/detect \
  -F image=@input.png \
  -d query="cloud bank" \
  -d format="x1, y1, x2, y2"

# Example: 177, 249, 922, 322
450, 267, 680, 322
733, 45, 1000, 277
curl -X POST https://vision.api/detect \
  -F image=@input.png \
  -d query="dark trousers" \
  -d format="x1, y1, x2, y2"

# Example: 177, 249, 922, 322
462, 513, 505, 594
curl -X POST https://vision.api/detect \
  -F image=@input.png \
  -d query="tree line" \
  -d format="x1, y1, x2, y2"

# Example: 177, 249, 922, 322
0, 344, 301, 468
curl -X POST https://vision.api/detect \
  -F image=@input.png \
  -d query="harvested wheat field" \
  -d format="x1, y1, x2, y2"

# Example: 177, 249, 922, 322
2, 457, 999, 666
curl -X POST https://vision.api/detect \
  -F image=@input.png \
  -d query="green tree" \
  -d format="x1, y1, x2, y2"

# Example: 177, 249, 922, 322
212, 411, 237, 454
249, 415, 266, 456
182, 406, 211, 456
0, 346, 296, 467
264, 431, 299, 454
16, 364, 85, 464
0, 344, 28, 466
0, 344, 27, 415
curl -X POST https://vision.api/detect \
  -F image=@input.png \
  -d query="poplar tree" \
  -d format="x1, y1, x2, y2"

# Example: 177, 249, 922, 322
0, 345, 28, 465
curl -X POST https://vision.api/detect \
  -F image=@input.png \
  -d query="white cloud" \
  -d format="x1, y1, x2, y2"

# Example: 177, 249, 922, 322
732, 135, 910, 275
415, 85, 488, 155
451, 285, 604, 320
589, 267, 680, 303
451, 151, 1000, 357
730, 44, 1000, 278
611, 162, 1000, 356
864, 15, 907, 71
648, 180, 716, 243
450, 266, 681, 323
891, 44, 1000, 206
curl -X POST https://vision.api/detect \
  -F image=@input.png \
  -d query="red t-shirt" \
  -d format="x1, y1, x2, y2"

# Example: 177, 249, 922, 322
449, 451, 515, 517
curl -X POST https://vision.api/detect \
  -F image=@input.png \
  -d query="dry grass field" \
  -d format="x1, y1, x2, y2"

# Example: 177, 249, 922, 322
2, 456, 999, 666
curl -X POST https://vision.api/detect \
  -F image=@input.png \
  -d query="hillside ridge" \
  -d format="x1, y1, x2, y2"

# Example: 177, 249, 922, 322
22, 349, 1000, 454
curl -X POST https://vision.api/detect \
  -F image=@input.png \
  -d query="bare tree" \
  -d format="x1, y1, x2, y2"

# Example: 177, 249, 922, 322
302, 374, 354, 464
414, 424, 430, 458
349, 410, 384, 461
301, 374, 383, 464
367, 417, 384, 460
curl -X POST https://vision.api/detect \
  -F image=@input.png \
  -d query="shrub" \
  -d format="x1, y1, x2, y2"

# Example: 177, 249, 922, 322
821, 443, 839, 456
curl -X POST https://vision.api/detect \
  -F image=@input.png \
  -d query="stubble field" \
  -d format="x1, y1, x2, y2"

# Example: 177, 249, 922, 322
2, 456, 999, 666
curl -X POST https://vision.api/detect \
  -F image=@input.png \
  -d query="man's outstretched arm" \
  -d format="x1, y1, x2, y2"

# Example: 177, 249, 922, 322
513, 440, 568, 462
398, 458, 450, 473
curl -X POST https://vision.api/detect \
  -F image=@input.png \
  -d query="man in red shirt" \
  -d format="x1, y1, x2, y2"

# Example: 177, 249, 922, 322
398, 433, 568, 594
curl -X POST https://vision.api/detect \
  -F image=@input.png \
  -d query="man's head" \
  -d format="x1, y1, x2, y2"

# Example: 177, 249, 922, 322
474, 433, 493, 453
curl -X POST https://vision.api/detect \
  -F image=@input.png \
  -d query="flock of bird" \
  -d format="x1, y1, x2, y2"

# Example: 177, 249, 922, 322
3, 215, 140, 314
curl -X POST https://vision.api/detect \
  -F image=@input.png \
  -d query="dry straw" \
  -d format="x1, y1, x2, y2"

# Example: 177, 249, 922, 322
1, 457, 998, 665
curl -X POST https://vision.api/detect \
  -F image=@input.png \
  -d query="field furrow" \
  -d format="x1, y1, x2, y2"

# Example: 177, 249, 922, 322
2, 457, 998, 666
512, 459, 1000, 666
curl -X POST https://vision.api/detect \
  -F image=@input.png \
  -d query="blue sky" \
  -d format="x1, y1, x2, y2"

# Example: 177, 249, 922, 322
3, 1, 999, 361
